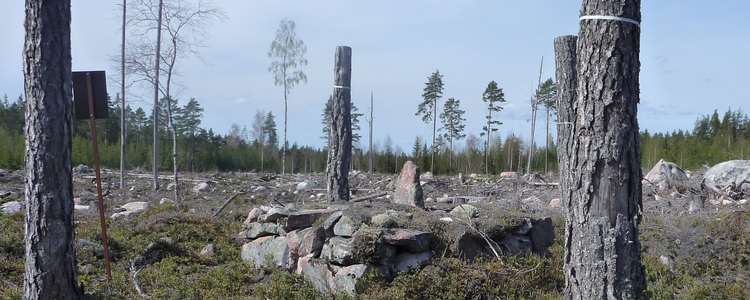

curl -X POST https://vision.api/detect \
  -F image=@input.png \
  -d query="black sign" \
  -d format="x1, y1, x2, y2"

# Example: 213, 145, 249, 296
73, 71, 109, 120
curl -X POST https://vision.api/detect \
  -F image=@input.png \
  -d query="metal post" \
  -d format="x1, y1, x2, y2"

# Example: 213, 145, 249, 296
86, 73, 112, 281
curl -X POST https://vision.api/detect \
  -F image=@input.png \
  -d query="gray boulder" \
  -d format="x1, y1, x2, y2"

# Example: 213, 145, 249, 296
296, 180, 313, 191
287, 209, 331, 229
394, 251, 433, 273
111, 201, 150, 220
241, 236, 295, 270
298, 226, 326, 258
1, 201, 24, 214
240, 222, 286, 239
297, 255, 333, 293
261, 207, 292, 223
333, 211, 367, 237
192, 182, 212, 193
73, 164, 91, 174
500, 235, 532, 257
321, 237, 356, 265
705, 160, 750, 191
330, 264, 390, 294
76, 239, 114, 258
383, 228, 431, 253
530, 217, 555, 250
644, 159, 688, 183
450, 204, 479, 219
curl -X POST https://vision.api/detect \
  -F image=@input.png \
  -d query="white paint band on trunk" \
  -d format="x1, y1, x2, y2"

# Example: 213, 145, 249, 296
334, 86, 351, 90
580, 15, 640, 28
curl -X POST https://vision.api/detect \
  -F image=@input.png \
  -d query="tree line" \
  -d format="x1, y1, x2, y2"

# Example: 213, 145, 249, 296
3, 90, 746, 175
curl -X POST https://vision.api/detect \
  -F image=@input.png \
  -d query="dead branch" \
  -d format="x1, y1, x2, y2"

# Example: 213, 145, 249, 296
132, 268, 148, 298
212, 192, 246, 217
350, 192, 388, 203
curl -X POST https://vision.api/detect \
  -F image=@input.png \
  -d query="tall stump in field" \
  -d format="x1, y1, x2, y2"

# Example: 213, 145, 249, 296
326, 46, 352, 202
564, 1, 646, 299
23, 0, 83, 298
554, 35, 577, 208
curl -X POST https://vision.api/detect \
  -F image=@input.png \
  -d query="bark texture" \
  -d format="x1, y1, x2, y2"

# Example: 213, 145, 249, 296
564, 1, 645, 299
23, 0, 83, 298
326, 46, 352, 202
554, 35, 577, 208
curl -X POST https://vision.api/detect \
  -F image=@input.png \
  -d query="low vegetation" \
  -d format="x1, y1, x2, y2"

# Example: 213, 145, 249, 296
2, 193, 749, 299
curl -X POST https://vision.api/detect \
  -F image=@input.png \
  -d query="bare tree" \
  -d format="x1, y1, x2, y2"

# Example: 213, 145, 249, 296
564, 0, 646, 298
23, 0, 82, 298
536, 78, 556, 173
127, 0, 227, 199
367, 92, 374, 175
268, 18, 308, 175
251, 110, 267, 172
527, 57, 543, 174
120, 0, 127, 189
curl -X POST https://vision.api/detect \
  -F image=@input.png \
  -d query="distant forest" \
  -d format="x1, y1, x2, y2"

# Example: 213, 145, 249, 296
1, 93, 748, 174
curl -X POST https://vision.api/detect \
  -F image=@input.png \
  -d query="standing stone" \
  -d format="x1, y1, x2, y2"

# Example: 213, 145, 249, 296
326, 46, 353, 202
564, 1, 646, 299
392, 161, 425, 209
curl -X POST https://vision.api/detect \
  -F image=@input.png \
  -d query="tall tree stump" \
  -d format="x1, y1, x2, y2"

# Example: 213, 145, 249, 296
23, 0, 83, 298
564, 0, 646, 299
554, 35, 577, 214
326, 46, 352, 202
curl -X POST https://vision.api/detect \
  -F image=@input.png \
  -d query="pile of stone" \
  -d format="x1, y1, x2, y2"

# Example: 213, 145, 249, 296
238, 203, 555, 294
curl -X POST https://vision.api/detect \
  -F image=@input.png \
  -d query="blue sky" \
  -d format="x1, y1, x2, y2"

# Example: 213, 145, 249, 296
1, 1, 748, 152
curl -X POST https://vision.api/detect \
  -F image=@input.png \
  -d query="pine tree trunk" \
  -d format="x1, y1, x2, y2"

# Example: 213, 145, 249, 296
326, 46, 352, 202
23, 0, 83, 298
564, 1, 646, 299
554, 34, 577, 216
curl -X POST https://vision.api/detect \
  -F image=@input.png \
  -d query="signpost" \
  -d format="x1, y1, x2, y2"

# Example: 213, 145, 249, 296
72, 70, 112, 281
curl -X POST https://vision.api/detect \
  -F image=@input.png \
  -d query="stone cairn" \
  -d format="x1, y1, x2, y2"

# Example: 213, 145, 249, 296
238, 162, 556, 294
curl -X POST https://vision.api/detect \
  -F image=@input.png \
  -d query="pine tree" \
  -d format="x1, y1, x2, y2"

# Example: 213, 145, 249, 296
440, 97, 466, 172
417, 70, 444, 172
481, 81, 505, 175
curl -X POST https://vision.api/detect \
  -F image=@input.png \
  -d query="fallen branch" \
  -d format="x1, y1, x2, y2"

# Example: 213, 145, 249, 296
132, 268, 148, 298
457, 206, 504, 266
351, 192, 388, 203
212, 192, 246, 217
530, 182, 559, 187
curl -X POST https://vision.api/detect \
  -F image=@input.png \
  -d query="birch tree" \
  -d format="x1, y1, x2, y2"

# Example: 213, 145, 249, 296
268, 18, 308, 175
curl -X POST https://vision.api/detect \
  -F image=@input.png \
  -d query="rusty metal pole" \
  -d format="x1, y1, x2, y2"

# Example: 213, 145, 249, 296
86, 73, 112, 281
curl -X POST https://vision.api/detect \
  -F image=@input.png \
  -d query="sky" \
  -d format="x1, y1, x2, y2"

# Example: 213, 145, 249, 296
1, 1, 749, 153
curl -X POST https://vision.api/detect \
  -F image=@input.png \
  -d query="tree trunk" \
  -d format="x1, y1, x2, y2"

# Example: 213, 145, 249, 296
564, 1, 646, 299
152, 0, 163, 190
555, 35, 577, 207
486, 108, 490, 175
368, 92, 373, 175
120, 0, 127, 189
431, 96, 436, 173
545, 104, 549, 173
326, 46, 352, 202
23, 0, 83, 298
283, 79, 288, 175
